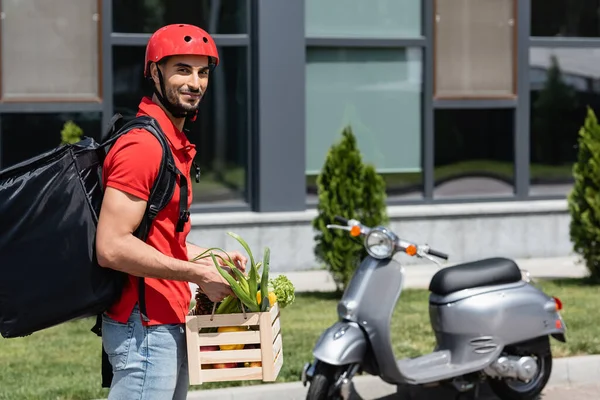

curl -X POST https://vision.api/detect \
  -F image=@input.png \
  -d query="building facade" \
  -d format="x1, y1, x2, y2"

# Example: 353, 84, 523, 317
0, 0, 595, 271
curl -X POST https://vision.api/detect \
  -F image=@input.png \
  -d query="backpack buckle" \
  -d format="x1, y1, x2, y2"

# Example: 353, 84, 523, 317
176, 210, 190, 232
179, 210, 190, 222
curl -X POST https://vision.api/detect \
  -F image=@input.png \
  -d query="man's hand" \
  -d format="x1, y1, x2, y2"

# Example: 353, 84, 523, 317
214, 250, 247, 273
187, 242, 248, 273
194, 265, 233, 303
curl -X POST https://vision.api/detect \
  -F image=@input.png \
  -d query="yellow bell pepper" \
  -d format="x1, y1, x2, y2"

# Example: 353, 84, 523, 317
256, 290, 277, 307
217, 326, 246, 350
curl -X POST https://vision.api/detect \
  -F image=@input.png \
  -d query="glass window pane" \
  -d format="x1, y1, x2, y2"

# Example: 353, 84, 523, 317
306, 0, 421, 38
529, 48, 600, 196
1, 0, 100, 101
435, 0, 516, 98
0, 113, 101, 169
113, 0, 247, 34
532, 0, 600, 37
306, 48, 423, 201
112, 46, 249, 206
434, 109, 515, 199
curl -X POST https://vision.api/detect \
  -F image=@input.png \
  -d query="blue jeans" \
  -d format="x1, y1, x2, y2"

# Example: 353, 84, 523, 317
102, 305, 189, 400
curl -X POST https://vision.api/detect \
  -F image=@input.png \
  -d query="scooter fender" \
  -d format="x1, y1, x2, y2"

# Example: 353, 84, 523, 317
312, 320, 367, 366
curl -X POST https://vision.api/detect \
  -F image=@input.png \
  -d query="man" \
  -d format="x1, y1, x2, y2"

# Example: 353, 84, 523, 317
95, 24, 246, 399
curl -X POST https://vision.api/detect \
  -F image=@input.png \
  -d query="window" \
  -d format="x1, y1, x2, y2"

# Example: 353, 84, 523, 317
434, 109, 514, 198
0, 112, 101, 169
113, 0, 247, 34
529, 47, 600, 196
434, 0, 516, 99
306, 48, 423, 201
0, 0, 100, 101
532, 0, 600, 37
112, 46, 249, 206
305, 0, 421, 38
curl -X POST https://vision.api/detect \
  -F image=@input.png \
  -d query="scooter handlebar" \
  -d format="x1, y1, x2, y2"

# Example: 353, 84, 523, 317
427, 248, 449, 260
334, 216, 350, 225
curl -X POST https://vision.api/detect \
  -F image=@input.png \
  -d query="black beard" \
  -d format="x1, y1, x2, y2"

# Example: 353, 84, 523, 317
165, 86, 202, 115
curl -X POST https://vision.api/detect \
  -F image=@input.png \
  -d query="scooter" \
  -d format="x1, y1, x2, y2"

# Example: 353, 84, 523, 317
302, 216, 567, 400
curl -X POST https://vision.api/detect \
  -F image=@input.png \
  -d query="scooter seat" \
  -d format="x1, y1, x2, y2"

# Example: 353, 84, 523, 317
429, 257, 522, 296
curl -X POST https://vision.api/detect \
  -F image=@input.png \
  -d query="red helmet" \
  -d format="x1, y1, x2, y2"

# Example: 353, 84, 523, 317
144, 24, 219, 77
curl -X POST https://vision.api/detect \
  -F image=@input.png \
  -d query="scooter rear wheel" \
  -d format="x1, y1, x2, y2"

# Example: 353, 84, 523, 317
488, 337, 553, 400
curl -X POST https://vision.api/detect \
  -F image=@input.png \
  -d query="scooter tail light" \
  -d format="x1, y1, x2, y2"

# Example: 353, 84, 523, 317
555, 319, 563, 329
553, 296, 563, 311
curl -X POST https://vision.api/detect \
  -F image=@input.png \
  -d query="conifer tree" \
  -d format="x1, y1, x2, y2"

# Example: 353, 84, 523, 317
312, 126, 389, 292
568, 107, 600, 282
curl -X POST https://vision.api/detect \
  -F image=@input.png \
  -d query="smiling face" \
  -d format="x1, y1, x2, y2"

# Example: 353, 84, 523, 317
150, 54, 211, 117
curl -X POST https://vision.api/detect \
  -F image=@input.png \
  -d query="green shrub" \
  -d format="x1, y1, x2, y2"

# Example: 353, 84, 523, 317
568, 107, 600, 282
312, 126, 389, 292
60, 121, 83, 145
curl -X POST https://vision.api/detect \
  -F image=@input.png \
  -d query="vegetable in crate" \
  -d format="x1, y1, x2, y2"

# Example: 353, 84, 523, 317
193, 290, 215, 315
268, 275, 296, 309
217, 326, 246, 350
191, 231, 296, 313
256, 290, 277, 307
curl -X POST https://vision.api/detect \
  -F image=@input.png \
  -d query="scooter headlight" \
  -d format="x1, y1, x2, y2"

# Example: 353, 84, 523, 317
365, 228, 395, 259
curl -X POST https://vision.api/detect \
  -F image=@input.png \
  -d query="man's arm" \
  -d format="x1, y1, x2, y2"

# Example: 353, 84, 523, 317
187, 241, 211, 262
96, 187, 207, 282
95, 131, 232, 302
96, 187, 232, 302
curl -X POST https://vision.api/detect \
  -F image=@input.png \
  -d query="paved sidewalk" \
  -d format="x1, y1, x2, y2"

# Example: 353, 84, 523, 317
270, 255, 588, 293
187, 355, 600, 400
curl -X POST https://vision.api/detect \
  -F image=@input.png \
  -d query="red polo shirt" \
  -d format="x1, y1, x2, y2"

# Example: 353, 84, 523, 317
102, 97, 196, 325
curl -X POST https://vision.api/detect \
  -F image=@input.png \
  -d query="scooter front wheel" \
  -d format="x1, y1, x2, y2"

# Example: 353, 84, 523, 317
305, 363, 348, 400
306, 374, 338, 400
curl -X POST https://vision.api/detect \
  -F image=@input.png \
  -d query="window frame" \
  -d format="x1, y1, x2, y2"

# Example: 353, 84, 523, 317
0, 0, 104, 104
433, 0, 519, 101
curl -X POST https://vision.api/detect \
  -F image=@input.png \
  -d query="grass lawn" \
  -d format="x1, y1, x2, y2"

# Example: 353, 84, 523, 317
1, 278, 599, 399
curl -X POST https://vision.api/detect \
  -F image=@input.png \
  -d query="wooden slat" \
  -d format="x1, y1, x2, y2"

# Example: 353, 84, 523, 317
201, 366, 263, 382
185, 317, 202, 384
271, 316, 281, 339
200, 349, 262, 364
259, 312, 275, 380
274, 351, 284, 378
198, 330, 260, 346
272, 333, 282, 359
269, 303, 279, 321
265, 348, 284, 382
191, 312, 260, 329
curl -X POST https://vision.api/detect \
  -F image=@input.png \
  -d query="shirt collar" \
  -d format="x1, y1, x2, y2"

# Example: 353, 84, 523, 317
136, 96, 196, 153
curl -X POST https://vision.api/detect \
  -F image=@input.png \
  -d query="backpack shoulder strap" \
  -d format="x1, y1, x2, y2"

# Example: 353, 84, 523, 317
100, 114, 178, 234
126, 116, 178, 240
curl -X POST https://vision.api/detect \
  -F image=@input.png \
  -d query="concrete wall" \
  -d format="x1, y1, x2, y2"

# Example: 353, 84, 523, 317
187, 200, 573, 273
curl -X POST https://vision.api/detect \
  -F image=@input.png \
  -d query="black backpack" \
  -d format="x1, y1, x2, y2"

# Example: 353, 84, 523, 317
0, 113, 195, 340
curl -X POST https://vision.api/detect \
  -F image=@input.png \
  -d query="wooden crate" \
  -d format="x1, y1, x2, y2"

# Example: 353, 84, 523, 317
185, 302, 283, 384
